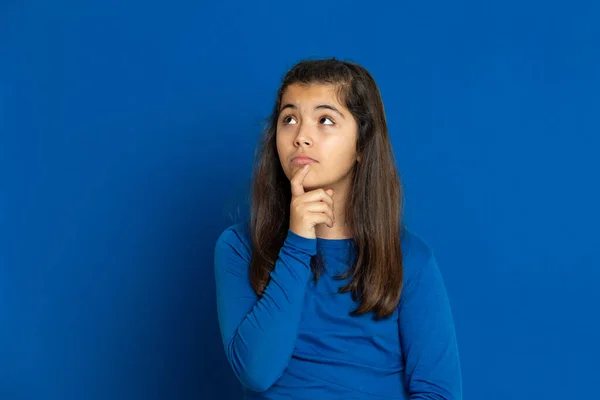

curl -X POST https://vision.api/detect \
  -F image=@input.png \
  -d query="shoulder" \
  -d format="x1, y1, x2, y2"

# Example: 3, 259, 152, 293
214, 221, 253, 264
399, 226, 437, 284
400, 226, 435, 263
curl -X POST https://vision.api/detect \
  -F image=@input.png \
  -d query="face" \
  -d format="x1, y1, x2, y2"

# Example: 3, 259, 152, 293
276, 83, 360, 193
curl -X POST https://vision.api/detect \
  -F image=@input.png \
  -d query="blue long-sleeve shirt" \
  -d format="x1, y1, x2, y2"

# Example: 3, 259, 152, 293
214, 222, 462, 399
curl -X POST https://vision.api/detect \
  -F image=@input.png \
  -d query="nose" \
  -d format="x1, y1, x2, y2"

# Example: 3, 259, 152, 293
294, 124, 313, 148
295, 137, 311, 147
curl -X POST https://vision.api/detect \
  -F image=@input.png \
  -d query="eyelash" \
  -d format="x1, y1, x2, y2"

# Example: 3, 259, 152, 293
280, 115, 335, 126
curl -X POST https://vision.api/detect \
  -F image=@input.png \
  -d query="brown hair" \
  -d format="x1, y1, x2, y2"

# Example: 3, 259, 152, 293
248, 58, 404, 319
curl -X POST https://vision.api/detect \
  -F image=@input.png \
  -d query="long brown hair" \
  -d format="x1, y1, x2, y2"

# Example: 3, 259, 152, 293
249, 58, 404, 319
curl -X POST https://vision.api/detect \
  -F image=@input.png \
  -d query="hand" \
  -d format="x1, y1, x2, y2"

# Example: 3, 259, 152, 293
288, 164, 335, 239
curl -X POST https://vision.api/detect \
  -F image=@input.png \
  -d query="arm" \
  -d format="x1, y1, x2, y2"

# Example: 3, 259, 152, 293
399, 254, 463, 400
213, 227, 316, 393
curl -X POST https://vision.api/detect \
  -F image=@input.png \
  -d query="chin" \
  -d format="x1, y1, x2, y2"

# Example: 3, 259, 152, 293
299, 175, 316, 188
302, 178, 333, 192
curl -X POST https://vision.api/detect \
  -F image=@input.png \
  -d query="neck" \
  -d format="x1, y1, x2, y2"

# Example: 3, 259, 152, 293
315, 223, 352, 240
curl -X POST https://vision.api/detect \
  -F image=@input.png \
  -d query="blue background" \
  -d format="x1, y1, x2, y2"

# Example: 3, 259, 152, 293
1, 1, 598, 399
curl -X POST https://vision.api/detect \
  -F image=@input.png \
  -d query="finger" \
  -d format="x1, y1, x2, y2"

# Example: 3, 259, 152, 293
325, 189, 334, 213
290, 164, 310, 197
305, 203, 335, 224
301, 189, 334, 207
310, 212, 335, 228
305, 201, 333, 215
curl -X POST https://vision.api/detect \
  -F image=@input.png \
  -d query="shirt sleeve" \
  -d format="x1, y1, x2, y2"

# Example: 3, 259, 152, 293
398, 253, 463, 400
213, 227, 316, 393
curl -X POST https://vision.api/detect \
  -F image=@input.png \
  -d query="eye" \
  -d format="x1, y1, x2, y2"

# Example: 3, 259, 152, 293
281, 115, 297, 125
320, 116, 335, 125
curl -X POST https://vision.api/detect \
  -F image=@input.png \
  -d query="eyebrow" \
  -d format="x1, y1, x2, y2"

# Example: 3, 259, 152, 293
279, 103, 346, 119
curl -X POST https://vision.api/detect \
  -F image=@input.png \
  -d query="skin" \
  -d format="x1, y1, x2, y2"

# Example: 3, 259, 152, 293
276, 83, 361, 239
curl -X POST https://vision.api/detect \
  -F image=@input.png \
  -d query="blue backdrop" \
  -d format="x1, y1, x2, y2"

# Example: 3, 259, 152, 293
1, 1, 598, 399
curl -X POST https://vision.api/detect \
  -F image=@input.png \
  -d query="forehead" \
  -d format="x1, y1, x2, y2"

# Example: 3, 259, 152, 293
280, 83, 344, 107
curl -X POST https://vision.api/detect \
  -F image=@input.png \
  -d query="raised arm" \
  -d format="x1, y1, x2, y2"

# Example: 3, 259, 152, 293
214, 227, 316, 393
215, 163, 335, 392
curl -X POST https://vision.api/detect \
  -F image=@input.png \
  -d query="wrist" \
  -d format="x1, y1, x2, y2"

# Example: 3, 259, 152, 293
285, 229, 317, 255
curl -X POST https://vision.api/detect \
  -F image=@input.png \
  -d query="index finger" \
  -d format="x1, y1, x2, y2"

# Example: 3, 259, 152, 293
290, 164, 310, 197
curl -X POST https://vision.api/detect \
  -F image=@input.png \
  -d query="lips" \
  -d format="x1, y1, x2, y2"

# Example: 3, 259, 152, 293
291, 156, 317, 165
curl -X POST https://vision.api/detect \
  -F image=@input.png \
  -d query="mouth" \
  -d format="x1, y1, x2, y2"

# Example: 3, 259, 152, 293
291, 156, 317, 166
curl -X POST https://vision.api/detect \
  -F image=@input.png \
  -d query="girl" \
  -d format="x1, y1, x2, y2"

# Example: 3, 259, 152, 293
214, 58, 462, 399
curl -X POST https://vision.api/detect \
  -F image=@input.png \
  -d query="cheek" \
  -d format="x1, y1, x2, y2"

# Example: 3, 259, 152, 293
275, 137, 292, 178
275, 136, 286, 163
276, 131, 292, 152
275, 133, 281, 153
324, 140, 358, 168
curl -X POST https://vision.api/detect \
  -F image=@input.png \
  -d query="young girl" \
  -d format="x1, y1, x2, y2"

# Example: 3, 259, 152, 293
214, 58, 462, 399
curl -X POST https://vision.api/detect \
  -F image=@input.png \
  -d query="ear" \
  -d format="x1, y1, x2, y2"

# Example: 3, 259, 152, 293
357, 154, 361, 163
